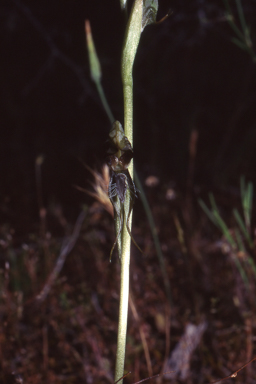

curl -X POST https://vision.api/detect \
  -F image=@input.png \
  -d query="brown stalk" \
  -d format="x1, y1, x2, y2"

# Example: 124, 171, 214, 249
36, 210, 86, 303
207, 356, 256, 384
129, 295, 153, 377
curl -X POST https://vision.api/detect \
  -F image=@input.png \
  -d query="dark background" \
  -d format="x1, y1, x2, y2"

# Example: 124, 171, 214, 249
1, 0, 256, 228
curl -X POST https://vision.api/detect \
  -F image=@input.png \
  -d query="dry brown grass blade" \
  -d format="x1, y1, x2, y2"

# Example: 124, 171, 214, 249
132, 371, 175, 384
36, 210, 86, 303
114, 371, 175, 384
129, 295, 153, 377
114, 371, 131, 384
207, 356, 256, 384
76, 163, 114, 217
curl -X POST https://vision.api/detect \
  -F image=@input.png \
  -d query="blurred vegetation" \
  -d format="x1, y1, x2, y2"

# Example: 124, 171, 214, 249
1, 0, 256, 220
0, 0, 256, 383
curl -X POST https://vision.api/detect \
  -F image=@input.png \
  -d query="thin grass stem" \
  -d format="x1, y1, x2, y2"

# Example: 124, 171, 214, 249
96, 82, 115, 124
134, 170, 172, 305
235, 0, 247, 36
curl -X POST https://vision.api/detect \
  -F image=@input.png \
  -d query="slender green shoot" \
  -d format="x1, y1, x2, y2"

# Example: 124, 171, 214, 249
117, 2, 159, 375
235, 0, 248, 37
234, 228, 245, 252
85, 3, 167, 382
85, 18, 172, 307
240, 177, 253, 231
116, 2, 143, 381
199, 177, 256, 288
233, 209, 253, 248
85, 20, 115, 124
223, 0, 256, 62
199, 193, 236, 249
134, 171, 172, 305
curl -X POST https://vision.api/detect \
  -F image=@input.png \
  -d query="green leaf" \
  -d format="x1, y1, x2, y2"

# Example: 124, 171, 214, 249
242, 180, 253, 229
200, 194, 236, 249
226, 17, 245, 41
198, 199, 217, 226
234, 228, 245, 252
85, 20, 114, 123
142, 0, 158, 31
233, 255, 249, 287
233, 208, 253, 247
235, 0, 247, 36
233, 208, 246, 235
231, 37, 248, 52
85, 20, 101, 83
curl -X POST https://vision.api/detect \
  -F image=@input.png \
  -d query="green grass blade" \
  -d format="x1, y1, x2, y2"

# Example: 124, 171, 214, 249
85, 20, 115, 124
231, 37, 248, 51
226, 16, 245, 41
199, 196, 236, 249
247, 256, 256, 279
134, 170, 172, 305
209, 194, 236, 248
224, 3, 256, 62
233, 254, 249, 287
234, 228, 245, 252
233, 208, 253, 248
235, 0, 247, 36
198, 198, 218, 226
243, 181, 253, 229
95, 82, 115, 124
85, 20, 101, 83
212, 211, 236, 249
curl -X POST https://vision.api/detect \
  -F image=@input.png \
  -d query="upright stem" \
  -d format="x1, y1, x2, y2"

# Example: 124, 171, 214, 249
114, 237, 130, 383
86, 8, 167, 382
134, 171, 172, 306
114, 1, 143, 383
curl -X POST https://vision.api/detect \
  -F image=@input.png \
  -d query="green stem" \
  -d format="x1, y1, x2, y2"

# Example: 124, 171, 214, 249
86, 5, 168, 381
115, 2, 143, 382
95, 82, 115, 124
91, 74, 173, 309
134, 171, 172, 305
115, 223, 131, 383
